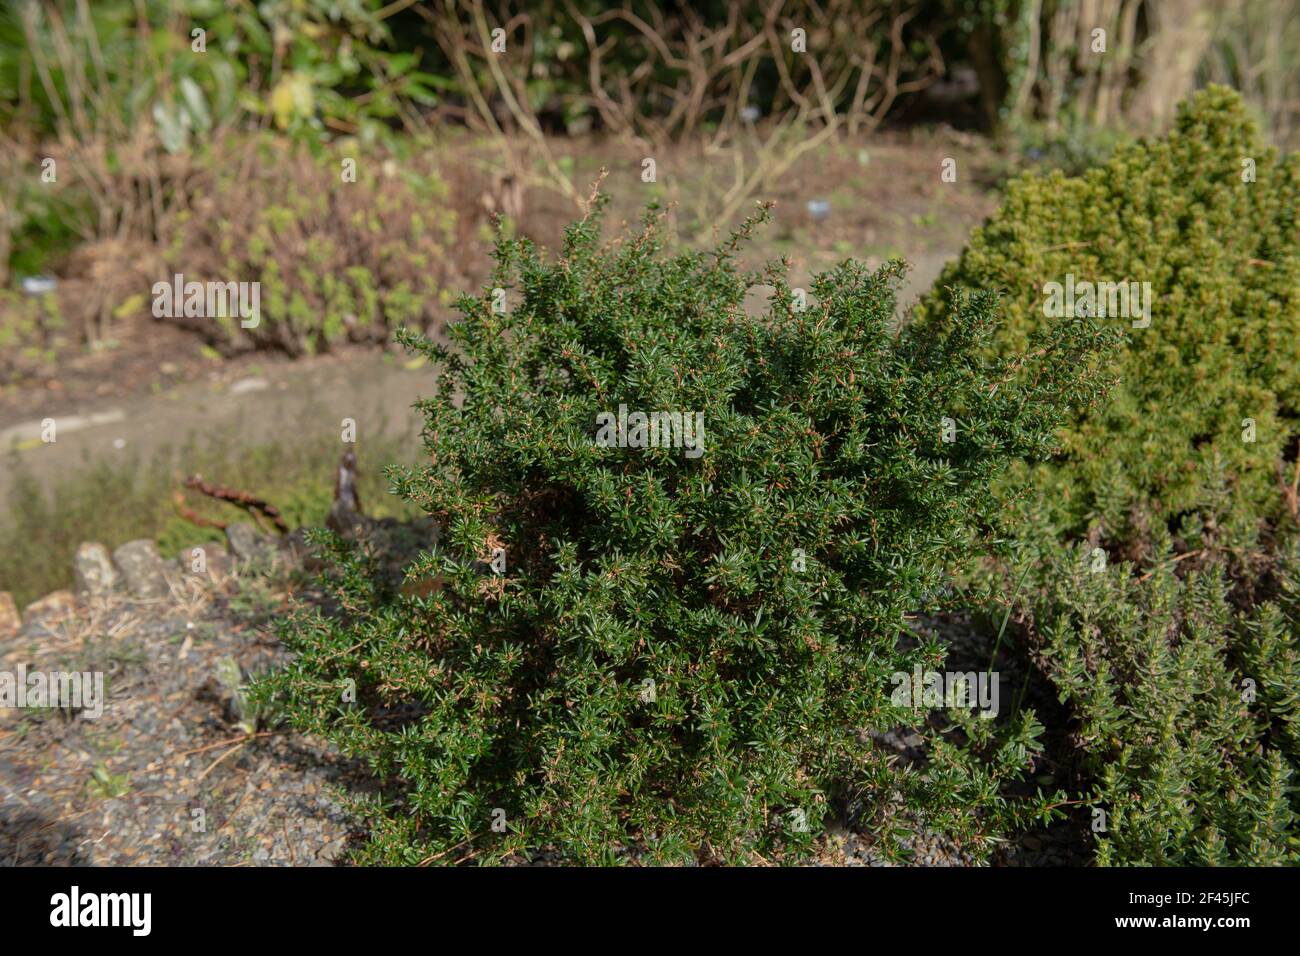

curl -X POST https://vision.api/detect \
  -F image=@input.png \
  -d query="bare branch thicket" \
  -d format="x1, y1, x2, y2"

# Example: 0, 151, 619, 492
564, 0, 939, 232
424, 0, 938, 232
418, 0, 584, 211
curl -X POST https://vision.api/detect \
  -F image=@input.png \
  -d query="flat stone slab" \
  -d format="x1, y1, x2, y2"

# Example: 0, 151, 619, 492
226, 522, 277, 568
112, 539, 170, 600
74, 542, 119, 595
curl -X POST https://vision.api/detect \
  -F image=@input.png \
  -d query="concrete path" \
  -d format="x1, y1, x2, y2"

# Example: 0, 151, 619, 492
1, 354, 435, 502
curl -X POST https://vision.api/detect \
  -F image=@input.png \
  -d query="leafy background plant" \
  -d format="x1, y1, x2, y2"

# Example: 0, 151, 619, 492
162, 133, 462, 355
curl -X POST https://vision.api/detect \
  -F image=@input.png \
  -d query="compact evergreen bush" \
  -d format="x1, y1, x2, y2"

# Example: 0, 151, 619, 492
1021, 536, 1299, 865
915, 86, 1300, 552
257, 199, 1117, 863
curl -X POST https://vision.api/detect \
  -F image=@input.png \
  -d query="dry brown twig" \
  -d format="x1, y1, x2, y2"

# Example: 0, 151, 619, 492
1280, 456, 1300, 526
173, 491, 229, 531
180, 475, 289, 533
419, 0, 582, 209
1137, 549, 1204, 582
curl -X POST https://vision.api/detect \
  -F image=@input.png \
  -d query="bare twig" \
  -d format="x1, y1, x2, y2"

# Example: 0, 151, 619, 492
173, 490, 229, 531
182, 475, 289, 533
196, 741, 248, 782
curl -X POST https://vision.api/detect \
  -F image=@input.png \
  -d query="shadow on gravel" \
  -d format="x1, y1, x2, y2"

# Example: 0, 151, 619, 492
0, 809, 90, 866
928, 607, 1096, 867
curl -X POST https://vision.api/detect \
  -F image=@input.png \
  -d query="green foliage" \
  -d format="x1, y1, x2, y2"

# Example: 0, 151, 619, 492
1005, 119, 1129, 178
1021, 538, 1300, 865
0, 174, 89, 282
0, 0, 432, 150
916, 87, 1300, 552
164, 134, 457, 355
88, 762, 132, 800
0, 290, 64, 383
185, 0, 444, 144
1241, 542, 1300, 764
922, 86, 1300, 867
256, 199, 1116, 864
0, 0, 237, 146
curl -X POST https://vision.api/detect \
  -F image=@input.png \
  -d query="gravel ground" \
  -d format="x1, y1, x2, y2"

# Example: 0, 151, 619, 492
0, 566, 368, 866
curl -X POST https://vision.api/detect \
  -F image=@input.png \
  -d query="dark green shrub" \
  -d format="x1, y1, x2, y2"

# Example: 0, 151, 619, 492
256, 200, 1116, 863
916, 86, 1300, 553
1019, 537, 1299, 865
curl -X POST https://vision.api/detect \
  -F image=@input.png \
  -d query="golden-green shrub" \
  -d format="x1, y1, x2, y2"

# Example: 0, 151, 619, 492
916, 86, 1300, 553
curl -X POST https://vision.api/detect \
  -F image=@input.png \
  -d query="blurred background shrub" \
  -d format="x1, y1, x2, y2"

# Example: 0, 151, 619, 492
161, 133, 462, 355
2, 0, 1297, 358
